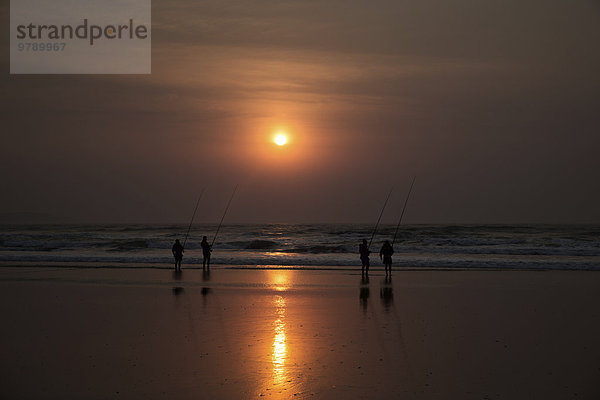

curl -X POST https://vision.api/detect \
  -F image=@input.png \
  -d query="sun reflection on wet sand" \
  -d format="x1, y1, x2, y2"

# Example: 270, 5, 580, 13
269, 270, 291, 385
254, 270, 311, 397
254, 270, 299, 397
272, 295, 287, 385
268, 269, 294, 291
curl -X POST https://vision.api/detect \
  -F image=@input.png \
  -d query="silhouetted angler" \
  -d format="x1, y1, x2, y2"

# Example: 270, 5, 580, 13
172, 239, 184, 271
359, 239, 370, 275
380, 240, 394, 275
201, 236, 211, 269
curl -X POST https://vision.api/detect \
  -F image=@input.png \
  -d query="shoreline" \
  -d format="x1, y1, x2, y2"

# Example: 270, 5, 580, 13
1, 261, 599, 272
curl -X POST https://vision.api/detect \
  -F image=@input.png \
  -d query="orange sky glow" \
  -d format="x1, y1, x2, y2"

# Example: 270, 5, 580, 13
1, 1, 599, 223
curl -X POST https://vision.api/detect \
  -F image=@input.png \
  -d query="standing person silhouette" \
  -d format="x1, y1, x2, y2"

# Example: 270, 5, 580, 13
201, 236, 212, 269
172, 239, 184, 271
359, 239, 370, 275
379, 240, 394, 276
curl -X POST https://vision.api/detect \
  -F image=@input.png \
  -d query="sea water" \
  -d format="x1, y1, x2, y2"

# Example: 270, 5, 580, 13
0, 224, 599, 270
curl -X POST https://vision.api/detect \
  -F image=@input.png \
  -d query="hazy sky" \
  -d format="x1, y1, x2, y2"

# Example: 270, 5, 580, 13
1, 0, 599, 224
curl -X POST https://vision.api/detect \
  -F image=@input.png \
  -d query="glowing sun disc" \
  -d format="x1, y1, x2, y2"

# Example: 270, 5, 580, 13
275, 134, 287, 146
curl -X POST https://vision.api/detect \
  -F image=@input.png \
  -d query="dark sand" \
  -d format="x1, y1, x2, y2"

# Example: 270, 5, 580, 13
0, 267, 599, 399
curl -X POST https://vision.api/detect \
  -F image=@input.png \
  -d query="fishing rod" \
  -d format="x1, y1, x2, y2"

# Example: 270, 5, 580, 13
183, 188, 205, 249
392, 176, 416, 246
211, 184, 238, 247
368, 186, 394, 249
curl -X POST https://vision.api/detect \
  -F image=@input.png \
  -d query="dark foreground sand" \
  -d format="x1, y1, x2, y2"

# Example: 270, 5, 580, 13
0, 267, 599, 399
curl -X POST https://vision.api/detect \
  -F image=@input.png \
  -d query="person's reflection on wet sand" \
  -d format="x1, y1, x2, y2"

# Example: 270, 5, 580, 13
201, 270, 212, 307
172, 270, 184, 295
172, 286, 184, 296
200, 287, 212, 309
202, 268, 211, 282
359, 274, 370, 312
380, 275, 393, 311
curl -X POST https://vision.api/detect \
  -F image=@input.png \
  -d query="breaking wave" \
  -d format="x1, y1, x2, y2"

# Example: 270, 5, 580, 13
1, 223, 599, 270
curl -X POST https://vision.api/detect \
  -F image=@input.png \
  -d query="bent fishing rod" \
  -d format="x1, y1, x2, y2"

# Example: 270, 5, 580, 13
183, 188, 205, 249
392, 176, 416, 246
211, 184, 238, 247
368, 186, 394, 249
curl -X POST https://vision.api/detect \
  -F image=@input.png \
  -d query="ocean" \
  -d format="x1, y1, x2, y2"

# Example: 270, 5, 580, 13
0, 224, 599, 270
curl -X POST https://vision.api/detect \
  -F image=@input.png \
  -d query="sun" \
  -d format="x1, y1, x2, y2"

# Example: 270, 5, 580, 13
274, 134, 287, 146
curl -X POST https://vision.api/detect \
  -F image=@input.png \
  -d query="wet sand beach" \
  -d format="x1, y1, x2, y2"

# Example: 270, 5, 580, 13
0, 267, 599, 399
